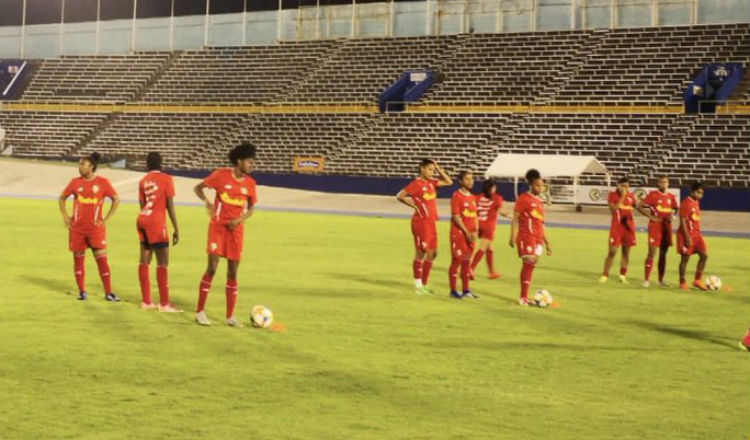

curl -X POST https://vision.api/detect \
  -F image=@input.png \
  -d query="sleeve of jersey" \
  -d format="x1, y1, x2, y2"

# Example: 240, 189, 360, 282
679, 202, 690, 219
495, 194, 504, 207
249, 183, 258, 205
167, 176, 176, 198
62, 179, 76, 197
403, 181, 418, 198
514, 197, 525, 213
607, 191, 617, 204
451, 195, 460, 216
104, 179, 118, 198
642, 193, 654, 207
203, 170, 222, 189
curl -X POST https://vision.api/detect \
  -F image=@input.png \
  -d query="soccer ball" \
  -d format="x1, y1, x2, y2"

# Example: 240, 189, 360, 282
250, 305, 273, 328
533, 289, 553, 308
705, 276, 722, 291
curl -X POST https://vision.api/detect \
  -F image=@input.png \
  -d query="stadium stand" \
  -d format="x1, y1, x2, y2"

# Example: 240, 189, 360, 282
0, 111, 108, 158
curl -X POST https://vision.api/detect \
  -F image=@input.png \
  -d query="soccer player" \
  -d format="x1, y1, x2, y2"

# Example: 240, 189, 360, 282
470, 178, 510, 279
396, 159, 453, 294
636, 176, 678, 287
58, 152, 120, 301
599, 177, 637, 283
677, 182, 709, 291
449, 171, 479, 299
136, 152, 181, 312
509, 169, 551, 306
193, 143, 258, 326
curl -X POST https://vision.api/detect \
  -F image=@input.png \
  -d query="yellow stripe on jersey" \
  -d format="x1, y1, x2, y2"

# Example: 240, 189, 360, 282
219, 191, 246, 207
77, 196, 99, 204
423, 192, 437, 201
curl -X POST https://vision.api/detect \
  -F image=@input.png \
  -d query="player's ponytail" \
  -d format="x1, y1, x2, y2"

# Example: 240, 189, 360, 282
86, 152, 101, 172
482, 178, 496, 198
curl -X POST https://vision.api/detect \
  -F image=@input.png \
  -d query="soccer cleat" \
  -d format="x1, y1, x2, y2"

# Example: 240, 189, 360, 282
618, 275, 628, 284
739, 340, 749, 352
105, 293, 120, 302
598, 275, 608, 283
195, 311, 211, 326
518, 297, 530, 307
692, 280, 709, 291
77, 291, 88, 301
463, 291, 480, 299
140, 302, 156, 310
158, 304, 183, 313
679, 283, 690, 291
642, 280, 650, 288
414, 287, 425, 295
450, 290, 464, 299
421, 286, 435, 295
488, 272, 502, 279
226, 317, 243, 328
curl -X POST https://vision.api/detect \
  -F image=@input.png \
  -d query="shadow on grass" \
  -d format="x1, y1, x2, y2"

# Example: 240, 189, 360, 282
323, 272, 411, 291
23, 275, 73, 295
627, 319, 737, 349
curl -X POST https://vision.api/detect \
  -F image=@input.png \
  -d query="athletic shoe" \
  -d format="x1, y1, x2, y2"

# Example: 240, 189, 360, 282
488, 272, 502, 279
518, 297, 530, 307
77, 291, 88, 301
679, 283, 690, 291
422, 286, 435, 295
642, 280, 650, 288
618, 275, 628, 284
105, 293, 120, 302
140, 302, 156, 310
739, 340, 749, 352
450, 290, 464, 299
463, 291, 480, 299
692, 280, 709, 291
158, 304, 183, 313
598, 276, 608, 283
226, 317, 243, 328
414, 287, 425, 295
195, 311, 211, 326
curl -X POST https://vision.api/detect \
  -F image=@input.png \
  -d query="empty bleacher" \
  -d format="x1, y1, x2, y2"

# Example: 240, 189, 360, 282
0, 111, 108, 158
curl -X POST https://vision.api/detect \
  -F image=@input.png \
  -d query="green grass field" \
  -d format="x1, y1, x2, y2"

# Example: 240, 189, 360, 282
1, 196, 748, 440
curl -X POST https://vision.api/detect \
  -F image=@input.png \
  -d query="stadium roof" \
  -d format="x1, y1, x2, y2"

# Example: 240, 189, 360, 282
484, 154, 609, 179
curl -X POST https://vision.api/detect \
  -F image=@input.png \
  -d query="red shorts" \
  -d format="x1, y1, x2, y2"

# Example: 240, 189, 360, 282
137, 221, 169, 247
207, 221, 244, 261
450, 231, 475, 259
411, 217, 437, 252
609, 222, 636, 247
69, 227, 107, 252
647, 221, 673, 248
478, 221, 496, 240
517, 234, 544, 258
677, 233, 707, 256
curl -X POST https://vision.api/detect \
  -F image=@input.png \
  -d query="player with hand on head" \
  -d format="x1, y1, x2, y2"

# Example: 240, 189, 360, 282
470, 178, 510, 280
396, 159, 453, 295
600, 177, 637, 284
509, 169, 551, 306
193, 143, 259, 326
449, 171, 479, 299
58, 152, 120, 301
136, 152, 181, 312
636, 176, 678, 288
677, 182, 709, 291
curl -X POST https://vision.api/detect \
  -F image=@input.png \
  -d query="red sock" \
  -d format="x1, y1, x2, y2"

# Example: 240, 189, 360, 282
602, 269, 609, 277
412, 259, 423, 281
679, 276, 686, 285
620, 266, 627, 276
520, 260, 536, 299
743, 328, 750, 346
486, 249, 495, 273
460, 259, 471, 292
421, 260, 433, 286
470, 250, 485, 271
657, 252, 667, 282
644, 258, 654, 281
197, 273, 213, 312
73, 254, 85, 292
138, 262, 151, 304
95, 254, 112, 295
156, 265, 169, 306
225, 278, 238, 318
448, 258, 460, 291
694, 271, 703, 282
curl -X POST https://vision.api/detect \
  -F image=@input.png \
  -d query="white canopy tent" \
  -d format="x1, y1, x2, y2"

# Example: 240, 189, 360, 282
484, 154, 611, 203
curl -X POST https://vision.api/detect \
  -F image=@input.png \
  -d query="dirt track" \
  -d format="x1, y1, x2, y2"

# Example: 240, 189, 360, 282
1, 158, 747, 236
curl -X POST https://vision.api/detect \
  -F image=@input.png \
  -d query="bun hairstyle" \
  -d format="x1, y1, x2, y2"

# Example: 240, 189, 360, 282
228, 142, 257, 165
525, 168, 541, 184
85, 152, 101, 172
146, 151, 163, 171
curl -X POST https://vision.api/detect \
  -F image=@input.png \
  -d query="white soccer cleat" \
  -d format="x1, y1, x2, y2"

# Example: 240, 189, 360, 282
598, 276, 608, 283
195, 311, 211, 326
618, 275, 628, 284
226, 316, 244, 328
642, 280, 650, 288
140, 302, 157, 310
158, 304, 183, 313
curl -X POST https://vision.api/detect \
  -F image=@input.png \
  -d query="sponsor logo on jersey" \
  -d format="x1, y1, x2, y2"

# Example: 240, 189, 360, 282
78, 196, 99, 204
219, 191, 245, 207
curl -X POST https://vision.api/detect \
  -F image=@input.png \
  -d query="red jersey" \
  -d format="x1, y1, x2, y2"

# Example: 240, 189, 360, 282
204, 168, 258, 224
476, 193, 504, 225
451, 190, 478, 235
62, 175, 117, 231
680, 196, 701, 235
137, 171, 175, 226
404, 178, 439, 221
514, 192, 545, 238
641, 190, 678, 223
608, 190, 636, 226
